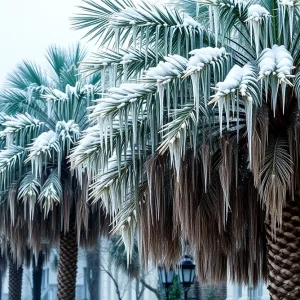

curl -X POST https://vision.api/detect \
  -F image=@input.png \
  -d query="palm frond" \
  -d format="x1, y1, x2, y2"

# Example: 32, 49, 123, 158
38, 170, 62, 218
25, 131, 60, 178
71, 0, 134, 41
258, 137, 293, 230
1, 113, 44, 147
18, 173, 41, 220
0, 146, 26, 191
6, 61, 47, 90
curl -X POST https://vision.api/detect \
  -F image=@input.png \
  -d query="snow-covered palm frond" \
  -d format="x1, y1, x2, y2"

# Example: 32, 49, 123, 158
109, 2, 203, 55
1, 113, 44, 147
89, 154, 133, 209
73, 0, 300, 285
158, 104, 197, 178
245, 4, 271, 56
56, 120, 80, 154
38, 170, 62, 218
42, 83, 92, 125
71, 0, 134, 42
277, 0, 300, 45
25, 131, 60, 178
18, 173, 41, 221
73, 0, 204, 57
142, 54, 189, 123
90, 84, 155, 148
80, 48, 163, 83
0, 146, 26, 191
142, 54, 188, 84
197, 0, 251, 45
184, 47, 230, 115
258, 45, 294, 114
210, 64, 259, 162
71, 109, 150, 180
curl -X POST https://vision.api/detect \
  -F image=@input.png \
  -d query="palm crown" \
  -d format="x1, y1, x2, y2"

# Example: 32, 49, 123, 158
0, 44, 105, 260
71, 0, 300, 288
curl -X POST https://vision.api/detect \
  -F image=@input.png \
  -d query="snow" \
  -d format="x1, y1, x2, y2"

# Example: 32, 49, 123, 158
184, 47, 228, 116
210, 64, 257, 163
144, 55, 188, 83
246, 4, 271, 56
258, 45, 294, 114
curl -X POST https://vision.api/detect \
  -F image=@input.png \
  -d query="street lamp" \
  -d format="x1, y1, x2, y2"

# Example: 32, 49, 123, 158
178, 255, 196, 300
158, 264, 175, 300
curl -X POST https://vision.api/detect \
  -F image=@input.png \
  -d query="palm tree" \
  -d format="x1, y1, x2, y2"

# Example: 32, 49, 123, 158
0, 44, 108, 300
72, 0, 300, 299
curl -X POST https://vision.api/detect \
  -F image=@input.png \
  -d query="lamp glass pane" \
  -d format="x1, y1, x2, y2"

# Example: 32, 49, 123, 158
161, 269, 167, 284
179, 268, 183, 283
183, 268, 191, 283
167, 269, 174, 284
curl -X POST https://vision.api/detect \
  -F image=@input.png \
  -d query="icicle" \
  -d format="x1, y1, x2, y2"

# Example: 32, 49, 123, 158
213, 6, 219, 46
164, 26, 169, 56
288, 6, 294, 41
145, 25, 150, 66
158, 83, 165, 127
6, 133, 12, 149
246, 4, 271, 57
191, 73, 200, 120
132, 25, 137, 49
115, 27, 120, 52
169, 26, 174, 54
155, 25, 160, 63
281, 82, 287, 114
245, 97, 253, 166
123, 63, 128, 82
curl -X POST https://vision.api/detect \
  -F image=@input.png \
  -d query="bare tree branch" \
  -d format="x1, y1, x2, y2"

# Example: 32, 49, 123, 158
140, 278, 161, 300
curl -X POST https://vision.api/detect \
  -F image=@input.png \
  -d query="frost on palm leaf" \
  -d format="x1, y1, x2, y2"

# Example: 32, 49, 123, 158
142, 55, 188, 125
245, 4, 271, 57
278, 0, 300, 44
210, 64, 259, 162
25, 130, 60, 178
258, 45, 294, 115
184, 47, 229, 117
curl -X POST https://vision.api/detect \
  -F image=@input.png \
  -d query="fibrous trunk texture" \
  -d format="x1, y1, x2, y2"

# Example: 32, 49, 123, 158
57, 211, 78, 300
266, 199, 300, 300
8, 258, 23, 300
32, 252, 44, 300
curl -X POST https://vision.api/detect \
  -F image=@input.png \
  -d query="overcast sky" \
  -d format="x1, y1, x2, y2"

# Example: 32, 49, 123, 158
0, 0, 85, 86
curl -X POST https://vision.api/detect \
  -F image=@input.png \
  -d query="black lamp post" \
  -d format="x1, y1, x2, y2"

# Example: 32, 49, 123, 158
158, 264, 175, 300
178, 255, 196, 300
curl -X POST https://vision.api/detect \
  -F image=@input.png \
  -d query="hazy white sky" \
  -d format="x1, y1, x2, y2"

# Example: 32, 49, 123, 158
0, 0, 85, 86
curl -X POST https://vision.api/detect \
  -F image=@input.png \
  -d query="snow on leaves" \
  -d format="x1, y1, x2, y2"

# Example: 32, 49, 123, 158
210, 64, 259, 163
258, 45, 294, 114
184, 47, 229, 117
245, 4, 271, 57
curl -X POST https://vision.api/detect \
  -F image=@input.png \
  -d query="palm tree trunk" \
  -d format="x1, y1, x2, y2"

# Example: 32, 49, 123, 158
86, 247, 100, 300
266, 199, 300, 299
0, 270, 3, 300
8, 258, 23, 300
57, 211, 78, 300
32, 252, 44, 300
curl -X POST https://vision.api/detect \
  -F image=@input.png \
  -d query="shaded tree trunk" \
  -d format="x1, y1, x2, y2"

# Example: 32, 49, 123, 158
32, 252, 44, 300
266, 199, 300, 300
0, 270, 2, 300
57, 211, 78, 300
8, 258, 23, 300
86, 247, 100, 300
